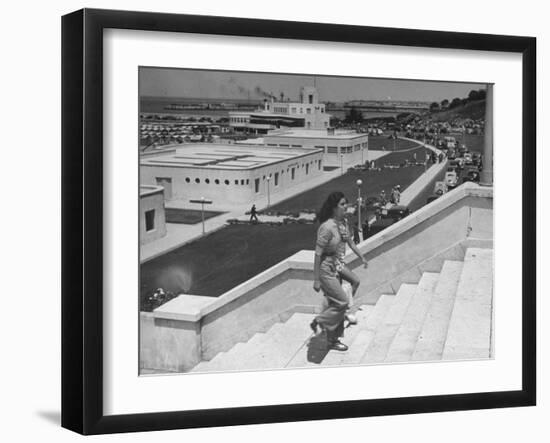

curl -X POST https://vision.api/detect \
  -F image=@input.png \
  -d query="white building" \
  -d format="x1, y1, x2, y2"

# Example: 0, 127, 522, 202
229, 86, 331, 134
262, 128, 369, 168
140, 185, 167, 245
140, 143, 324, 208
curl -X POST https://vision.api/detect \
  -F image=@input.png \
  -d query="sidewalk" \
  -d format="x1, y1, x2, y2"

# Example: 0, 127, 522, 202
396, 137, 447, 206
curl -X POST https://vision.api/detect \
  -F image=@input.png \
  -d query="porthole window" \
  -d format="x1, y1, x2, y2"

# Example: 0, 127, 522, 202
195, 178, 200, 184
185, 177, 190, 183
224, 180, 230, 185
205, 179, 210, 184
215, 179, 220, 185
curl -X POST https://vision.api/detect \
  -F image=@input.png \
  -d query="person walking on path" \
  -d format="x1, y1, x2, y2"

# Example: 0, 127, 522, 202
249, 204, 258, 223
390, 185, 401, 204
379, 189, 387, 206
311, 192, 368, 351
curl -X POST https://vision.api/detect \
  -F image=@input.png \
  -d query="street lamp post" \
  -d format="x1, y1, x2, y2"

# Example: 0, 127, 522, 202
266, 174, 271, 208
340, 153, 344, 175
189, 196, 213, 235
356, 179, 363, 239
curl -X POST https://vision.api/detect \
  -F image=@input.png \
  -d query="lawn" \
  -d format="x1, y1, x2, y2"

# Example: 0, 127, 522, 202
165, 208, 224, 224
368, 136, 419, 151
140, 223, 316, 300
269, 146, 431, 213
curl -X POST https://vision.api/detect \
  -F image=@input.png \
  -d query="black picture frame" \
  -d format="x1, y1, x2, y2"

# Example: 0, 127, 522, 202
61, 8, 536, 435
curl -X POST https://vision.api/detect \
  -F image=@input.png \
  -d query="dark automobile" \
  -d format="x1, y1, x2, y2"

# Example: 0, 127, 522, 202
365, 218, 395, 238
449, 158, 464, 171
366, 205, 411, 238
382, 204, 411, 221
462, 169, 481, 183
472, 152, 483, 167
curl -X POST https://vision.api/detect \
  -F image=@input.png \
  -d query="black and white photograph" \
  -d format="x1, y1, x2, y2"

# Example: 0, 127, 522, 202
138, 68, 494, 375
1, 0, 543, 440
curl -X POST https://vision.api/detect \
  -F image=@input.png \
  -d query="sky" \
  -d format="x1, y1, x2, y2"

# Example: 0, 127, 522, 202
140, 67, 487, 103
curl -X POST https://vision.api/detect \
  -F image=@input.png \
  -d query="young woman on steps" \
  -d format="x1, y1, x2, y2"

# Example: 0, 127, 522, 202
311, 191, 368, 351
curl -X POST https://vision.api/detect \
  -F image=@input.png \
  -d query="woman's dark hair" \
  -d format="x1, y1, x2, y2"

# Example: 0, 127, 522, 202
317, 191, 346, 224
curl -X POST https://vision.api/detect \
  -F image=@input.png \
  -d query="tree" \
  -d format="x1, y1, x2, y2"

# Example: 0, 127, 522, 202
477, 89, 487, 100
450, 97, 462, 109
468, 89, 481, 101
344, 106, 363, 124
441, 99, 449, 108
330, 116, 342, 127
430, 102, 440, 112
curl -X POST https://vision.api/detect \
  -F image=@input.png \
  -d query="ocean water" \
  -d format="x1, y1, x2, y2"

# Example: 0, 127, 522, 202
139, 96, 399, 120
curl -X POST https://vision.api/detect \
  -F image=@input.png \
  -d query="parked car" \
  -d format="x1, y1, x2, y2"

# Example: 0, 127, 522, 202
445, 170, 458, 189
434, 180, 449, 195
462, 168, 481, 184
450, 158, 465, 171
381, 204, 411, 222
365, 218, 395, 238
472, 152, 482, 167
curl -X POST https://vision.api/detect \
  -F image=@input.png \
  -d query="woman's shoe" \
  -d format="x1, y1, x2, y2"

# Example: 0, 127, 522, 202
310, 319, 319, 334
328, 340, 349, 351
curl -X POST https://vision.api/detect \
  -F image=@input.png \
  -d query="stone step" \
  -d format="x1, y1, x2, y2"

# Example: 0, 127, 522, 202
411, 260, 464, 362
443, 248, 493, 360
201, 313, 315, 372
385, 272, 440, 362
360, 283, 417, 364
318, 304, 376, 367
324, 295, 395, 366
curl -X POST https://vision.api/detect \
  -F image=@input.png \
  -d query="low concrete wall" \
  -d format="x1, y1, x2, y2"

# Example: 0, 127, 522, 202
140, 183, 493, 372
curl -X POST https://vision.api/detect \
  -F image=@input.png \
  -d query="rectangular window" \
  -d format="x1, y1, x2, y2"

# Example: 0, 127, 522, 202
306, 164, 309, 175
308, 94, 313, 104
145, 210, 155, 232
327, 146, 338, 154
235, 179, 239, 185
274, 172, 279, 186
291, 168, 295, 180
306, 108, 311, 114
255, 178, 260, 193
318, 159, 322, 170
291, 144, 302, 148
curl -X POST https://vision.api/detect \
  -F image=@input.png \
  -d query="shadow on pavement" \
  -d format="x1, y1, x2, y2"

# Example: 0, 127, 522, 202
306, 333, 330, 364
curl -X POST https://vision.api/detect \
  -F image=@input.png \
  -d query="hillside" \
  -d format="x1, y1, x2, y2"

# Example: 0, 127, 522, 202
429, 99, 486, 123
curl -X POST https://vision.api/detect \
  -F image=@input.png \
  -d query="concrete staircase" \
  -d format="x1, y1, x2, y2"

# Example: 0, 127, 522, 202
191, 248, 493, 373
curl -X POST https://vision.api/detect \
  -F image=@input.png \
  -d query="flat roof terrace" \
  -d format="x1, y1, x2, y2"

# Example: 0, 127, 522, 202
267, 128, 366, 140
140, 143, 321, 170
